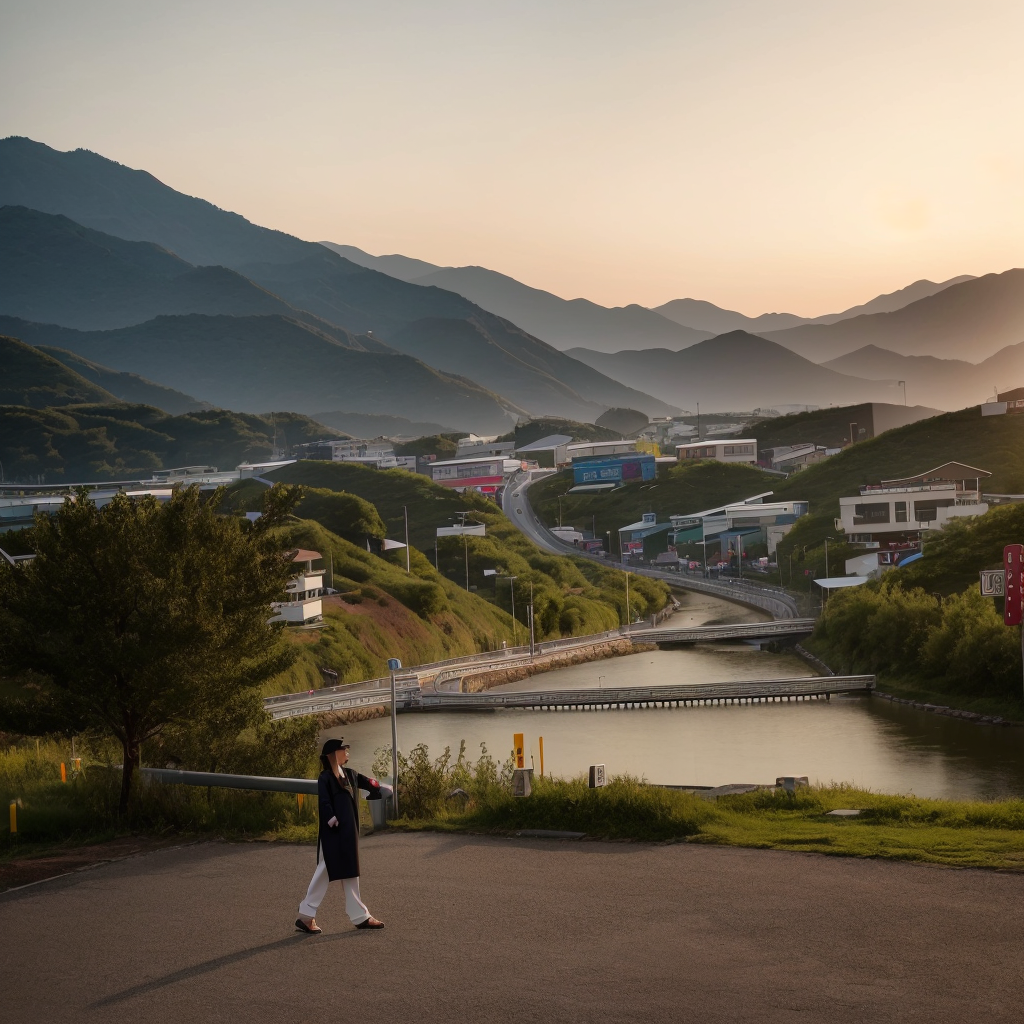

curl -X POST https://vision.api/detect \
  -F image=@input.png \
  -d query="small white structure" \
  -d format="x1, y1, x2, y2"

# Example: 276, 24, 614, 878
566, 439, 638, 462
676, 440, 758, 464
270, 548, 325, 625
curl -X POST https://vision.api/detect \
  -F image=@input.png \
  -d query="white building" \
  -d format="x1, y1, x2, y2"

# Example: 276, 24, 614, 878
762, 444, 829, 473
566, 439, 639, 462
270, 549, 325, 625
839, 462, 991, 573
429, 456, 523, 495
676, 439, 758, 465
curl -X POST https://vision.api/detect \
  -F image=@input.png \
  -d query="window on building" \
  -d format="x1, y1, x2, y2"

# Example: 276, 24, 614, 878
895, 501, 908, 523
853, 502, 891, 526
724, 445, 754, 455
913, 497, 955, 522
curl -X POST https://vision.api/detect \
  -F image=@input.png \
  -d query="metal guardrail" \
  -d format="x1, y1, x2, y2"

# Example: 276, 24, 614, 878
267, 684, 421, 721
415, 675, 874, 711
141, 767, 317, 794
634, 620, 816, 644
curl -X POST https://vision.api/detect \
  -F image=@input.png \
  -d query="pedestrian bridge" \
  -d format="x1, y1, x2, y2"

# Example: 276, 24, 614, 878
414, 675, 873, 712
633, 619, 816, 645
267, 674, 872, 721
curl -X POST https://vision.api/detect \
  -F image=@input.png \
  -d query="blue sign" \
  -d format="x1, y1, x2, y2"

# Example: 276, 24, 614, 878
387, 658, 402, 670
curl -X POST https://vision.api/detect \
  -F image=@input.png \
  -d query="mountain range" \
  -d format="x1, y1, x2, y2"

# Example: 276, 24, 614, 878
1, 135, 1020, 426
567, 331, 912, 411
652, 277, 975, 334
0, 138, 677, 424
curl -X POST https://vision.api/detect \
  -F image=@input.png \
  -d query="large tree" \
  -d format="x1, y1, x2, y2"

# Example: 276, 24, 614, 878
0, 483, 300, 812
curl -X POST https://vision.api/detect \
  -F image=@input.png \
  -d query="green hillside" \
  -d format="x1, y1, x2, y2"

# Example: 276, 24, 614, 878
0, 404, 337, 482
37, 346, 206, 414
3, 313, 525, 431
230, 463, 670, 640
264, 518, 518, 694
0, 335, 116, 408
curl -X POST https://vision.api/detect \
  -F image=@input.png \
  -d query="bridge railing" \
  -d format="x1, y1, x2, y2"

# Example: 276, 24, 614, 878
417, 675, 874, 710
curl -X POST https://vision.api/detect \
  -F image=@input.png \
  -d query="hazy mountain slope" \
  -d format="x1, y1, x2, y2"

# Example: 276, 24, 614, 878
764, 270, 1024, 363
0, 136, 313, 268
567, 331, 901, 411
820, 276, 976, 322
0, 142, 672, 417
36, 346, 208, 414
653, 276, 975, 335
651, 299, 808, 335
322, 250, 712, 354
310, 411, 454, 437
0, 314, 525, 431
0, 207, 394, 354
0, 334, 117, 408
823, 342, 1024, 411
318, 242, 441, 282
387, 314, 679, 420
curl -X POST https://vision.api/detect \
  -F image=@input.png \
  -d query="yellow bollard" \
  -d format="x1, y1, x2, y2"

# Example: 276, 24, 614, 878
297, 793, 305, 811
60, 762, 67, 783
539, 736, 544, 777
9, 800, 16, 834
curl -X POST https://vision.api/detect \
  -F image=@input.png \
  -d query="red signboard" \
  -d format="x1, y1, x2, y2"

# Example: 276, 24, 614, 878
1004, 544, 1023, 626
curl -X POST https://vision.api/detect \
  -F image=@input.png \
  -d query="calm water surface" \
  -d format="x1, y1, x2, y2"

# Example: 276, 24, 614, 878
328, 593, 1024, 801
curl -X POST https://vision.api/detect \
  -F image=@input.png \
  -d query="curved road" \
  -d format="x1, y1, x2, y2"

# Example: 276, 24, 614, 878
503, 470, 801, 620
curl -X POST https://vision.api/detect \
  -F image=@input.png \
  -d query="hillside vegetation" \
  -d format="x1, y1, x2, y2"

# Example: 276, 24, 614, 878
0, 403, 335, 481
226, 465, 670, 653
0, 335, 116, 408
497, 417, 623, 447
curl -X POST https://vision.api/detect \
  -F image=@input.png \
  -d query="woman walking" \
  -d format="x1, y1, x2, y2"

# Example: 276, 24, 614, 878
296, 737, 390, 933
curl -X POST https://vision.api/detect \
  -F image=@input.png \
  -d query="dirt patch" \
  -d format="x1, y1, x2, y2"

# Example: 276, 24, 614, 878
1, 835, 187, 892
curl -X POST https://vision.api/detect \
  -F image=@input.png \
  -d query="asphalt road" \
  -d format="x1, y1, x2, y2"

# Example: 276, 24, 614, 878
4, 833, 1024, 1022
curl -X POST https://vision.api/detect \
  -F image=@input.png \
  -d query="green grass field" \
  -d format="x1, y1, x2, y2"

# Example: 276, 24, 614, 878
6, 743, 1024, 873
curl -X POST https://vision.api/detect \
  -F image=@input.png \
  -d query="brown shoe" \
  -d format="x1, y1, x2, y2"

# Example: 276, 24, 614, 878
355, 916, 384, 929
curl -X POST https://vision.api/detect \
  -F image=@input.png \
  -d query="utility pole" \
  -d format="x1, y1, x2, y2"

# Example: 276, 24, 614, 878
624, 571, 631, 633
403, 505, 410, 573
509, 576, 518, 646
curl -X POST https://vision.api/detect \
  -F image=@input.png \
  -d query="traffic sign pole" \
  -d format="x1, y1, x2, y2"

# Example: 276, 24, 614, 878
1004, 545, 1024, 701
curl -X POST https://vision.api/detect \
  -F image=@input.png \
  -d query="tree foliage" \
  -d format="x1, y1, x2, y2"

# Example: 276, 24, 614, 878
0, 483, 301, 811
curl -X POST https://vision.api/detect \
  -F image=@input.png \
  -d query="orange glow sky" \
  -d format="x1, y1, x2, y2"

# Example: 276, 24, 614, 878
2, 0, 1021, 315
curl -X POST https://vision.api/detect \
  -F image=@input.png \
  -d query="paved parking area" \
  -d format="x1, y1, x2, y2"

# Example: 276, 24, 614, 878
3, 832, 1024, 1022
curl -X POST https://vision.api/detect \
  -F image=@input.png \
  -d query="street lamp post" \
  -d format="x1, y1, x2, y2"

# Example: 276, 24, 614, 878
403, 505, 410, 573
386, 657, 402, 817
624, 571, 631, 633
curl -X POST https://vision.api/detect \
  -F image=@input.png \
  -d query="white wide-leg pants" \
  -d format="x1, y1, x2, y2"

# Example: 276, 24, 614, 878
298, 847, 370, 924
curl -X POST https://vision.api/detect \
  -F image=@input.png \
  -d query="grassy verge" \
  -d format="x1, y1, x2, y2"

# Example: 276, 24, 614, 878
390, 776, 1024, 870
8, 742, 1024, 873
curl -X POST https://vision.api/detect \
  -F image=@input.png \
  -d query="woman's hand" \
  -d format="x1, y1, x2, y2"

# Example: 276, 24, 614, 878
328, 816, 339, 827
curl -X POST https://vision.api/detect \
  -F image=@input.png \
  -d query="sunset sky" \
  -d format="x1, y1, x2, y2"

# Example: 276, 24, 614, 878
2, 0, 1021, 315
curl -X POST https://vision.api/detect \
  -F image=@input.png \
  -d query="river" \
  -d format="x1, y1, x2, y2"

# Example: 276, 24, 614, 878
326, 591, 1024, 801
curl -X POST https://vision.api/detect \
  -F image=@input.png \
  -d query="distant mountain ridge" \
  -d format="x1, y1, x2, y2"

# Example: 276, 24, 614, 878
653, 277, 975, 335
0, 313, 527, 431
567, 331, 907, 412
320, 243, 713, 353
763, 270, 1024, 363
0, 140, 676, 422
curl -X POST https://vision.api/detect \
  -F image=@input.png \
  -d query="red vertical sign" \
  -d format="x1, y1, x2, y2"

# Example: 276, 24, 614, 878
1004, 544, 1024, 626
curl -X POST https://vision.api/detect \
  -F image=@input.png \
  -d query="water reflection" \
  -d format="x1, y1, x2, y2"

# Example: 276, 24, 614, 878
331, 644, 1024, 801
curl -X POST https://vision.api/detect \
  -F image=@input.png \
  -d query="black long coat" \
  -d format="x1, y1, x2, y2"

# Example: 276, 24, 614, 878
317, 767, 382, 881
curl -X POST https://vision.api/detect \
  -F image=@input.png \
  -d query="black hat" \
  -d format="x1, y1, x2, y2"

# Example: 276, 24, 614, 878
321, 738, 350, 757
